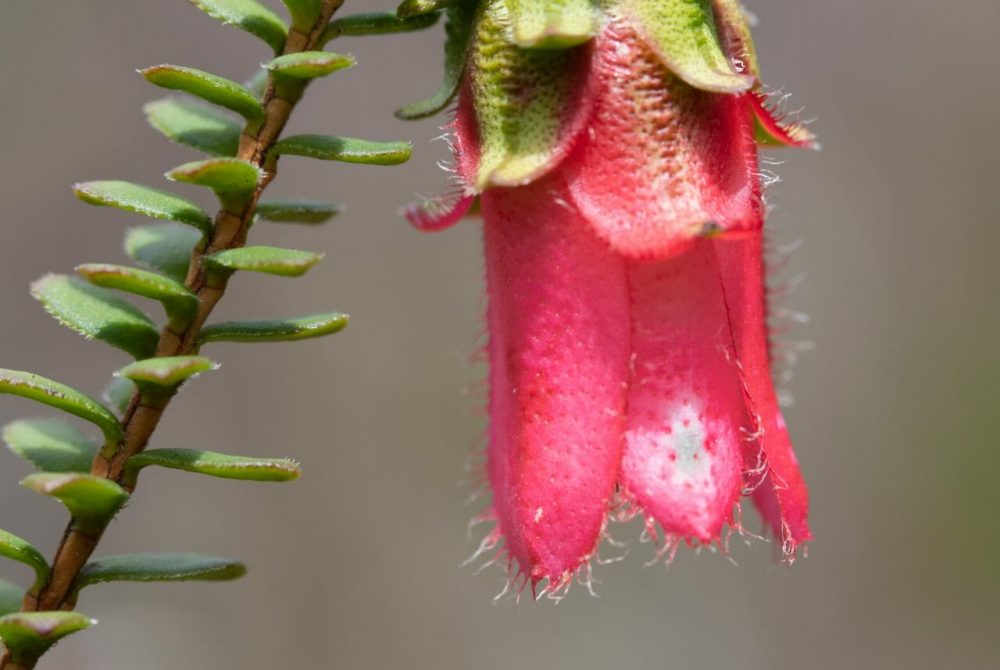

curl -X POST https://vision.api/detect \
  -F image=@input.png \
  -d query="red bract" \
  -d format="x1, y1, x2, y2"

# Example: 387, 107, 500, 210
401, 0, 815, 596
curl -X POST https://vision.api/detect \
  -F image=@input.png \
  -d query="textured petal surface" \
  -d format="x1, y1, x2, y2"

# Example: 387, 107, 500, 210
566, 20, 760, 261
713, 232, 811, 556
483, 173, 629, 588
620, 239, 748, 541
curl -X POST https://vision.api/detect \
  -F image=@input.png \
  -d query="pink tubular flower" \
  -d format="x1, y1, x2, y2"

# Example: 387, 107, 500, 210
399, 0, 816, 594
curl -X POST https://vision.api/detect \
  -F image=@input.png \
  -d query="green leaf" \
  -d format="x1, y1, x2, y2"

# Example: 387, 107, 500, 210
103, 377, 137, 417
124, 223, 201, 284
245, 68, 270, 98
117, 356, 217, 391
266, 51, 355, 79
142, 65, 264, 124
282, 0, 324, 30
73, 181, 213, 236
255, 199, 342, 224
0, 370, 122, 446
76, 264, 198, 330
190, 0, 288, 53
125, 449, 300, 485
396, 0, 476, 120
21, 474, 128, 531
0, 612, 94, 660
198, 312, 348, 345
144, 97, 242, 157
325, 11, 440, 40
273, 135, 411, 165
204, 246, 323, 277
76, 553, 246, 591
619, 0, 754, 93
0, 580, 22, 617
3, 419, 97, 474
166, 158, 261, 210
0, 530, 48, 592
31, 275, 160, 361
506, 0, 600, 48
397, 0, 455, 19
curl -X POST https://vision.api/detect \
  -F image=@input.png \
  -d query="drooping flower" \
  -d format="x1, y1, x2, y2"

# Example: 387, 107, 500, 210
399, 0, 816, 595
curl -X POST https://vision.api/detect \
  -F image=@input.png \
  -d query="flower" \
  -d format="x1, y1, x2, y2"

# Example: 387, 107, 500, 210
400, 0, 816, 595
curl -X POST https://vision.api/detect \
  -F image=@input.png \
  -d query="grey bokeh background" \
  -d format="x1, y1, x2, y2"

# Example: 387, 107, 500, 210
1, 1, 998, 668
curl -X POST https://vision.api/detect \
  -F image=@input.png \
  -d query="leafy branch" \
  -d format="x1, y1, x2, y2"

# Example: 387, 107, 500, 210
0, 1, 439, 668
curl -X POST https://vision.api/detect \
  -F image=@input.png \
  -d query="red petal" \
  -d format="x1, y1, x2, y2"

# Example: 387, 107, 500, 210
403, 192, 476, 232
566, 20, 761, 261
483, 173, 630, 589
620, 240, 748, 542
713, 232, 811, 556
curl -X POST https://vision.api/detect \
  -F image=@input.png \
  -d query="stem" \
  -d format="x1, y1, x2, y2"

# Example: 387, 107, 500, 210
0, 2, 344, 667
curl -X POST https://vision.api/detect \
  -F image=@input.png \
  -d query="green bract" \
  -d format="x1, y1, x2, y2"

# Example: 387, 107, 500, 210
0, 529, 49, 592
166, 158, 261, 210
21, 474, 128, 531
506, 0, 599, 48
395, 0, 477, 120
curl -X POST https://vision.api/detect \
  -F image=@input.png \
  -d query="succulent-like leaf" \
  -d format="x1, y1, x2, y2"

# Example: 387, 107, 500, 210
31, 275, 160, 361
73, 181, 213, 236
117, 356, 217, 391
245, 68, 270, 97
76, 264, 198, 330
282, 0, 324, 30
124, 224, 201, 284
0, 580, 22, 617
167, 158, 261, 210
0, 370, 122, 446
144, 98, 243, 157
103, 377, 137, 417
506, 0, 600, 48
324, 11, 440, 40
618, 0, 754, 93
76, 553, 246, 591
0, 530, 49, 592
273, 135, 412, 165
254, 199, 342, 224
198, 312, 348, 345
267, 51, 355, 79
396, 0, 477, 120
21, 474, 128, 530
190, 0, 288, 53
142, 65, 264, 124
0, 612, 94, 660
3, 419, 98, 474
204, 246, 323, 277
125, 449, 301, 485
397, 0, 455, 19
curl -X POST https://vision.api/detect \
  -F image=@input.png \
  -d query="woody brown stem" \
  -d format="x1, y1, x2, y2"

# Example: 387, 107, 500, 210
0, 2, 344, 668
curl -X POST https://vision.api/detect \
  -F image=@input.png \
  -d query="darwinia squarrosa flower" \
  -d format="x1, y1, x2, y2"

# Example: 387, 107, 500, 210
399, 0, 817, 597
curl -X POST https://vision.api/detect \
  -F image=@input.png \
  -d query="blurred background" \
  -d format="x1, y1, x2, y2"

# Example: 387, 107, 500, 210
1, 1, 998, 668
